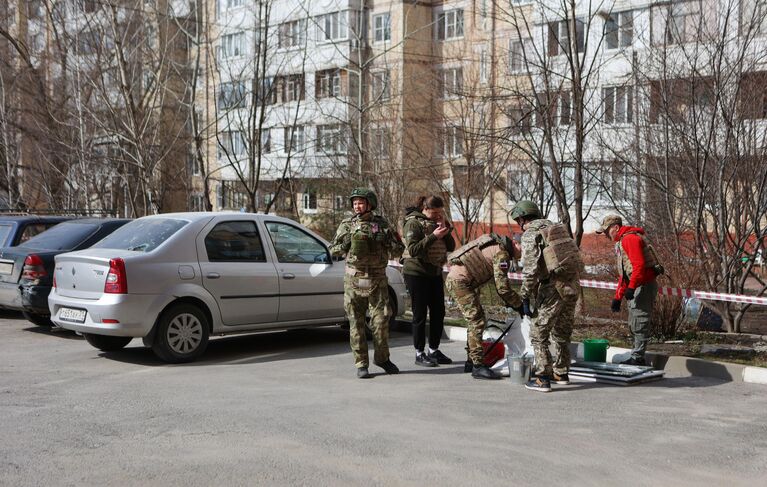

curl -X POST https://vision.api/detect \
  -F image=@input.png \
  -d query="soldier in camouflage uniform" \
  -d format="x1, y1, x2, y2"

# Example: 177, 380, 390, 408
330, 188, 405, 379
445, 234, 523, 380
511, 200, 583, 393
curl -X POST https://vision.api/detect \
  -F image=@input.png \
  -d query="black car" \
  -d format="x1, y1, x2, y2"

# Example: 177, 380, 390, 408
0, 216, 72, 247
0, 218, 131, 326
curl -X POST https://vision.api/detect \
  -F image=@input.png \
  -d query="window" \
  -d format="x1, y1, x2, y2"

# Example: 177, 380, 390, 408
370, 70, 390, 101
335, 195, 345, 210
509, 39, 532, 73
439, 68, 462, 98
603, 86, 634, 124
220, 0, 244, 11
219, 181, 249, 210
279, 74, 305, 103
370, 127, 391, 160
279, 19, 306, 48
535, 92, 572, 127
507, 103, 534, 135
190, 193, 206, 211
655, 1, 712, 45
302, 192, 318, 210
436, 9, 464, 40
316, 69, 342, 98
740, 72, 767, 119
188, 154, 201, 176
93, 219, 188, 253
218, 130, 247, 158
76, 30, 100, 54
747, 0, 767, 35
548, 19, 585, 56
256, 77, 276, 106
19, 224, 50, 244
507, 168, 534, 201
605, 11, 634, 49
318, 12, 348, 41
283, 126, 305, 153
265, 222, 329, 264
260, 128, 271, 153
373, 13, 391, 42
205, 221, 266, 262
218, 80, 246, 110
479, 48, 488, 84
439, 126, 463, 158
220, 32, 245, 59
317, 125, 347, 154
649, 78, 715, 123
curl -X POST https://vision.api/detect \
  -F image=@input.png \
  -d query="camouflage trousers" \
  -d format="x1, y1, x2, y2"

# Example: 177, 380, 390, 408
445, 277, 485, 365
530, 279, 579, 377
628, 280, 657, 360
344, 274, 391, 368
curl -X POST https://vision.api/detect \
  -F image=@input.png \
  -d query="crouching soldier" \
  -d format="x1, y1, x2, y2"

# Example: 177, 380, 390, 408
510, 200, 583, 393
330, 188, 405, 379
445, 234, 523, 380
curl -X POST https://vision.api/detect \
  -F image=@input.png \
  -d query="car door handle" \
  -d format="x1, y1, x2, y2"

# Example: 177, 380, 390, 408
282, 273, 295, 280
206, 272, 221, 279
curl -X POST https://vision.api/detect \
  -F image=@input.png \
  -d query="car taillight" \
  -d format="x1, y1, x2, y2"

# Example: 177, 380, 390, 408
22, 255, 48, 282
104, 258, 128, 294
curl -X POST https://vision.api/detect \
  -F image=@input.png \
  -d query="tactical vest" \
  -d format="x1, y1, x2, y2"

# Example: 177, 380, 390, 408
616, 231, 661, 280
405, 215, 448, 267
447, 234, 497, 285
524, 219, 583, 280
348, 215, 388, 272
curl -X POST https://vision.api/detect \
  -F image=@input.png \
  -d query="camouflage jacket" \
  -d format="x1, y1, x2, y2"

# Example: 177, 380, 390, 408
402, 210, 455, 277
520, 218, 554, 300
329, 212, 404, 271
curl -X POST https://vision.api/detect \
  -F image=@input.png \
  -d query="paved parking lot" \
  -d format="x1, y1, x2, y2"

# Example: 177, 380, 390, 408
2, 310, 767, 486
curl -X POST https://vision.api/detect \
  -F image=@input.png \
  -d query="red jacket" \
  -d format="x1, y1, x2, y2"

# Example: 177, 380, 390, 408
614, 226, 656, 300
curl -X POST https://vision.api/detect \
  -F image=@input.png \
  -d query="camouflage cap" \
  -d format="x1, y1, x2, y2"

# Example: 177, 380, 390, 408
595, 214, 623, 234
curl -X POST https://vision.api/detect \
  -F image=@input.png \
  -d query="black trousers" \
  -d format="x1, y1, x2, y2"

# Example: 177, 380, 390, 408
404, 274, 446, 352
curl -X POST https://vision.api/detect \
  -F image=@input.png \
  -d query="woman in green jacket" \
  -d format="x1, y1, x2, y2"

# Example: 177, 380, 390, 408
403, 195, 456, 366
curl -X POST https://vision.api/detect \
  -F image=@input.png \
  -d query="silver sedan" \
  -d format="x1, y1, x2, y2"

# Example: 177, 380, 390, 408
49, 212, 407, 363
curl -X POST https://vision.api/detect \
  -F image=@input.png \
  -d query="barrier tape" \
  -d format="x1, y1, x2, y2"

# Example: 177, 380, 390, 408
387, 261, 767, 306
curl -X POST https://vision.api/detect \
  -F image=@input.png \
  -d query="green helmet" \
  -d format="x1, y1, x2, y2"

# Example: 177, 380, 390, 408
509, 200, 541, 221
349, 188, 378, 211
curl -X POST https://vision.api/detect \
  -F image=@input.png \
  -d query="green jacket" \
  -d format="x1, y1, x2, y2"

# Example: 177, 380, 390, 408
329, 211, 404, 271
402, 210, 455, 277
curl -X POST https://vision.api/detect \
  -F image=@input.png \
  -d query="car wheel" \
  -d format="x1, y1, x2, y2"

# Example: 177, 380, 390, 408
22, 311, 53, 327
152, 303, 210, 363
83, 333, 133, 351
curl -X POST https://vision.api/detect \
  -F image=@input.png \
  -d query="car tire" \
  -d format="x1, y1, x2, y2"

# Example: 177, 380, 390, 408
22, 312, 53, 327
83, 333, 133, 351
151, 303, 210, 363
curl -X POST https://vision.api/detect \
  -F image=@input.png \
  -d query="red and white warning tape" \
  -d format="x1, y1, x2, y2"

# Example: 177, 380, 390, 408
506, 272, 767, 306
388, 262, 766, 306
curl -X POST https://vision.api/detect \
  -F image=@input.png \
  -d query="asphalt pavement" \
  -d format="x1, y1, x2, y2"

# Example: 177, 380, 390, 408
1, 310, 766, 486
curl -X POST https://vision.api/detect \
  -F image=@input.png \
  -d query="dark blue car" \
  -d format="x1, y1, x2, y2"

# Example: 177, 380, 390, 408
0, 218, 131, 326
0, 216, 72, 247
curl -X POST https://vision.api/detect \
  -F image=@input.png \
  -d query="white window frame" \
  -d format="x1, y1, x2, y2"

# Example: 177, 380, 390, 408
279, 19, 306, 48
602, 86, 634, 125
220, 32, 245, 59
317, 69, 342, 98
479, 48, 488, 84
666, 1, 702, 45
370, 127, 391, 160
370, 70, 390, 101
317, 124, 347, 155
317, 11, 348, 42
373, 13, 391, 42
218, 130, 247, 159
605, 10, 634, 50
283, 125, 305, 153
509, 39, 531, 74
439, 67, 463, 98
440, 126, 463, 158
435, 9, 464, 40
302, 192, 318, 211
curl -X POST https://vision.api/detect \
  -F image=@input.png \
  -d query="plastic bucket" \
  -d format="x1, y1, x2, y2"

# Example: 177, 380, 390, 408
508, 354, 532, 384
583, 339, 610, 362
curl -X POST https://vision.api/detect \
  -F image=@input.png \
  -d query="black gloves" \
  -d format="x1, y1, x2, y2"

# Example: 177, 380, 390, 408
521, 299, 533, 318
611, 299, 621, 313
624, 288, 635, 301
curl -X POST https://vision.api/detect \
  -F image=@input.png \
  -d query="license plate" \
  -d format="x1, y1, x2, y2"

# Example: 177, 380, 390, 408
59, 307, 87, 324
0, 262, 12, 275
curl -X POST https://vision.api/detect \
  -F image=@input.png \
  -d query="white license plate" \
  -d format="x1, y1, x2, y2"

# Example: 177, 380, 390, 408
59, 307, 87, 324
0, 262, 12, 275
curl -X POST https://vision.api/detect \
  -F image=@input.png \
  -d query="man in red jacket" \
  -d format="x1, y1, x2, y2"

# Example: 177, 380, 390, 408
596, 214, 661, 366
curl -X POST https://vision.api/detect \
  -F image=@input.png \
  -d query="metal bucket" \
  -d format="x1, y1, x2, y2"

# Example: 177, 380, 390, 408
508, 354, 532, 385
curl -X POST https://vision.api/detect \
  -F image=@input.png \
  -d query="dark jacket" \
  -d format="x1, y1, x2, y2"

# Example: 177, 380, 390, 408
402, 209, 455, 277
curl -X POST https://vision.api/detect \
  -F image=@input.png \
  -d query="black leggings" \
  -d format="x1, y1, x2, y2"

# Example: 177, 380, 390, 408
404, 274, 446, 352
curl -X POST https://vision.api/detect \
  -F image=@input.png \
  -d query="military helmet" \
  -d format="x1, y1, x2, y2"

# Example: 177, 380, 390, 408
349, 187, 378, 211
509, 200, 541, 221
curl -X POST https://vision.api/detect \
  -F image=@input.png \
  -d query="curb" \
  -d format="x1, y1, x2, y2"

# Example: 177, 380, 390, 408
442, 326, 767, 385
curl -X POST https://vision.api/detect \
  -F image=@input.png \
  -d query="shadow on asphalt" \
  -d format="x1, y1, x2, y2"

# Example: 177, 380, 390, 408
97, 327, 413, 367
23, 326, 84, 340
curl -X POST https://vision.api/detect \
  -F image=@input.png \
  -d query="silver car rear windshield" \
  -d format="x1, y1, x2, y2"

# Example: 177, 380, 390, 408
92, 218, 188, 252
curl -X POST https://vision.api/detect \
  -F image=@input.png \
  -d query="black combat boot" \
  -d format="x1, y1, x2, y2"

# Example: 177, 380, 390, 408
463, 359, 474, 373
357, 367, 372, 379
472, 364, 502, 380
